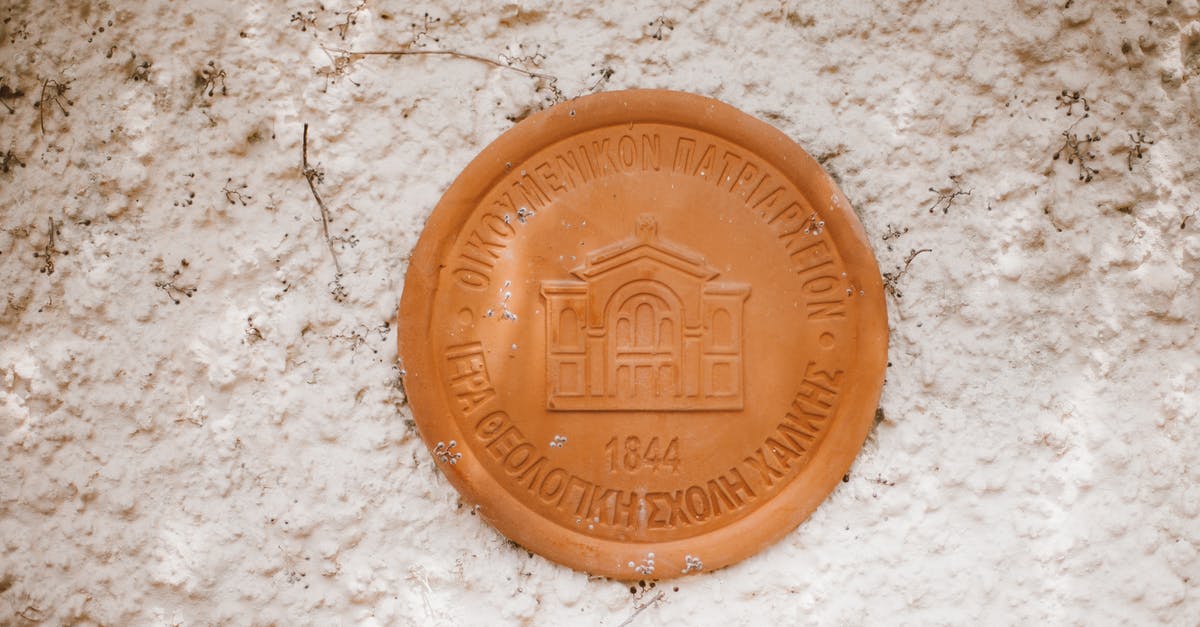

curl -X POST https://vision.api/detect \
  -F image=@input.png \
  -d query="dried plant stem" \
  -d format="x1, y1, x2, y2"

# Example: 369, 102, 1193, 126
618, 591, 665, 627
883, 248, 932, 298
301, 123, 342, 275
324, 46, 559, 83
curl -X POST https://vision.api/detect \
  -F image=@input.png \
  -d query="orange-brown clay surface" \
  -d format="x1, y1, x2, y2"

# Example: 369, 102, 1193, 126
398, 89, 887, 579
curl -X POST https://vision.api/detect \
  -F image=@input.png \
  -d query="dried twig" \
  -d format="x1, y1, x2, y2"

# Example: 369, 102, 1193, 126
926, 179, 971, 214
1052, 126, 1101, 182
648, 16, 675, 41
36, 78, 72, 134
302, 123, 342, 275
881, 224, 908, 242
154, 268, 195, 304
883, 248, 932, 299
197, 61, 227, 97
222, 178, 251, 205
333, 1, 368, 40
1, 149, 24, 173
33, 218, 65, 275
323, 45, 563, 100
15, 603, 45, 622
1126, 131, 1153, 172
1054, 89, 1090, 117
587, 66, 615, 92
130, 59, 152, 82
0, 78, 22, 114
1182, 209, 1198, 230
327, 46, 558, 81
618, 591, 665, 627
290, 10, 317, 32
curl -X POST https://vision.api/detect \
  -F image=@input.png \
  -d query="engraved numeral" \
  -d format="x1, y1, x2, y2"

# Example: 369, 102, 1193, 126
605, 436, 680, 473
662, 438, 680, 471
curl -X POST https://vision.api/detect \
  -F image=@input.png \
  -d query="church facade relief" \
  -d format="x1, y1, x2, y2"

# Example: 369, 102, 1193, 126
541, 216, 750, 411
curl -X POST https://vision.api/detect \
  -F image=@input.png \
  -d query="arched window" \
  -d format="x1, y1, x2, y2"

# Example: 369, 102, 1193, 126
558, 308, 579, 348
658, 318, 674, 351
712, 308, 732, 347
616, 317, 632, 348
634, 302, 655, 348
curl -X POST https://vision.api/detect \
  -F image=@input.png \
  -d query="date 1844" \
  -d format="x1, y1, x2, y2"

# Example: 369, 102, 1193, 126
604, 436, 681, 474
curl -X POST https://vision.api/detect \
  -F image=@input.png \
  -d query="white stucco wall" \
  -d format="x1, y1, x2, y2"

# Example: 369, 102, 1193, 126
1, 0, 1198, 624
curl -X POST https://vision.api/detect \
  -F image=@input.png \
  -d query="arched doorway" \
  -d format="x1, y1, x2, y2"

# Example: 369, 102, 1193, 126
606, 282, 682, 403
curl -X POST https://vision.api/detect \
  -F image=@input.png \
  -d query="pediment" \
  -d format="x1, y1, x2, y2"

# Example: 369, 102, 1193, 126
573, 243, 719, 282
571, 216, 720, 282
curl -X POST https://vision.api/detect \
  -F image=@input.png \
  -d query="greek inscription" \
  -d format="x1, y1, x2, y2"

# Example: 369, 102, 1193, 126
666, 489, 690, 526
763, 436, 804, 470
534, 161, 567, 193
461, 401, 818, 531
673, 136, 696, 173
462, 128, 850, 313
716, 467, 756, 505
641, 133, 661, 171
740, 360, 845, 490
453, 213, 517, 289
445, 343, 496, 416
806, 299, 846, 320
502, 442, 536, 470
685, 485, 710, 521
588, 138, 620, 175
642, 467, 755, 530
511, 173, 551, 211
466, 410, 659, 531
618, 135, 637, 169
729, 161, 758, 195
561, 475, 594, 517
485, 426, 526, 461
555, 149, 593, 187
516, 455, 549, 489
744, 447, 787, 487
538, 467, 569, 502
690, 143, 715, 178
474, 410, 508, 439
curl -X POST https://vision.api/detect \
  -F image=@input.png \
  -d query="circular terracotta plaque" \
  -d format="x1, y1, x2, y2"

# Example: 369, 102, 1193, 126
398, 90, 887, 579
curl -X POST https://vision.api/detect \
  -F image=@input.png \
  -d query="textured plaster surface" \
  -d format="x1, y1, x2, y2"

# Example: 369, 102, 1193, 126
1, 0, 1199, 624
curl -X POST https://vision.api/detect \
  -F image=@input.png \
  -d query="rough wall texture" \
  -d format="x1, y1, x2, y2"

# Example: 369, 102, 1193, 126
1, 0, 1198, 624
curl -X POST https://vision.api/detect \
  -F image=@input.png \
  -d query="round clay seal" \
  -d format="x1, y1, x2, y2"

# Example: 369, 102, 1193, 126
398, 89, 887, 579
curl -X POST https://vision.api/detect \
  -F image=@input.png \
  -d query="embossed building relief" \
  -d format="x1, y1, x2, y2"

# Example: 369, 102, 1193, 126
541, 215, 749, 411
398, 90, 888, 579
